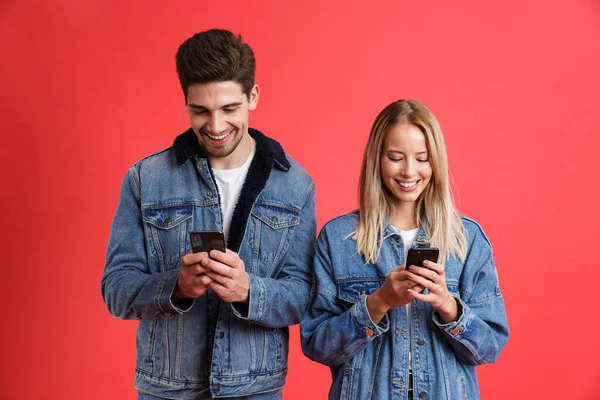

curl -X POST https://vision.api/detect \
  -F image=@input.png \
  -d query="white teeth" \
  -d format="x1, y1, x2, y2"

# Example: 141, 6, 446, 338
399, 181, 418, 188
206, 131, 230, 140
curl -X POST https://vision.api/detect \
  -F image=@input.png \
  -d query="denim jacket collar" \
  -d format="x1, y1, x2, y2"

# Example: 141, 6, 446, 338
173, 127, 291, 171
173, 127, 291, 253
381, 214, 430, 246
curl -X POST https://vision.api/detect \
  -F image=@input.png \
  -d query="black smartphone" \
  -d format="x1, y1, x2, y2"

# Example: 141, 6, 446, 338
406, 247, 439, 268
190, 230, 226, 253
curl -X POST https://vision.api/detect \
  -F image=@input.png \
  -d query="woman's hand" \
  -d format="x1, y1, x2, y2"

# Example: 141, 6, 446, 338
366, 265, 424, 324
406, 260, 460, 323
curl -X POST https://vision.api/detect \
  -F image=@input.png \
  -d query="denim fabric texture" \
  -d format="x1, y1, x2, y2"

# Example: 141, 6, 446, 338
301, 212, 509, 400
138, 388, 282, 400
102, 129, 316, 399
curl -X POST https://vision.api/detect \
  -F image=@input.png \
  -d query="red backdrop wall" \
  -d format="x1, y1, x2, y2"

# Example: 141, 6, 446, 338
2, 0, 599, 398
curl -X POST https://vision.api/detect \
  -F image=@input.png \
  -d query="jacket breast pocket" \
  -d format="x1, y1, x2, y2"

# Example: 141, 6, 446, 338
142, 205, 193, 271
248, 202, 300, 276
248, 202, 300, 273
337, 279, 382, 308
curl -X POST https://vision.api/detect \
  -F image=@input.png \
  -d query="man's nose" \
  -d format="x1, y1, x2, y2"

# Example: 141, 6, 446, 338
206, 113, 227, 133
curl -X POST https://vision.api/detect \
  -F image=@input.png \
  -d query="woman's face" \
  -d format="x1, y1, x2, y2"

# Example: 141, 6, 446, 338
380, 123, 433, 207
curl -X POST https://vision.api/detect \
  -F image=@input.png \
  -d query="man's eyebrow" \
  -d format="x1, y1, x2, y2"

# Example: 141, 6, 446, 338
188, 102, 243, 110
221, 102, 243, 108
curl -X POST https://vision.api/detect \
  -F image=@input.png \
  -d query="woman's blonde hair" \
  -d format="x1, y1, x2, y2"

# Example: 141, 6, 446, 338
353, 99, 467, 264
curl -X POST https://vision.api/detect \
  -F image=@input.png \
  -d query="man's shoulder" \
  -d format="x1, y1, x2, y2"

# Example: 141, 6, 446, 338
259, 153, 314, 208
282, 153, 313, 183
128, 147, 179, 176
127, 128, 195, 174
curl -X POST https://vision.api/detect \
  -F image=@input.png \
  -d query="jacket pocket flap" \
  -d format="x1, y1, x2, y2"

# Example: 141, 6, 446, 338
142, 205, 193, 229
446, 278, 460, 295
251, 202, 300, 229
337, 279, 381, 304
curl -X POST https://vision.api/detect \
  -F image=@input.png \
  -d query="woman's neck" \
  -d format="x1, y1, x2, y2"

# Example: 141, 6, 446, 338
390, 201, 418, 230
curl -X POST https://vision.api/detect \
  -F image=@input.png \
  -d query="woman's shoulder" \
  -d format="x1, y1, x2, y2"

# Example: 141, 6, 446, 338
460, 215, 493, 250
319, 210, 360, 237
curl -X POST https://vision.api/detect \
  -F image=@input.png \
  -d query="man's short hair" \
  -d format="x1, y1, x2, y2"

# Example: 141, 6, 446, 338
176, 29, 256, 100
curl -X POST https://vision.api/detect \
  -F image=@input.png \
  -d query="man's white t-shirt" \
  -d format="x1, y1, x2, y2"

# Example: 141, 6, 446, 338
211, 144, 256, 244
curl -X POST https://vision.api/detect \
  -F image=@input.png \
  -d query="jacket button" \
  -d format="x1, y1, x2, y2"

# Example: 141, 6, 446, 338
451, 328, 460, 335
271, 216, 279, 222
219, 331, 224, 339
417, 338, 426, 346
207, 191, 212, 197
419, 391, 428, 398
164, 217, 171, 223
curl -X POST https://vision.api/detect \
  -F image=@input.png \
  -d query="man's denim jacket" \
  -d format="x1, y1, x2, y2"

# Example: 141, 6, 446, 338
101, 128, 316, 399
301, 212, 509, 400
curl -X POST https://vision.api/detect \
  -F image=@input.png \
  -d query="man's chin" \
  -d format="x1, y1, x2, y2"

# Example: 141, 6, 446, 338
200, 131, 246, 160
206, 147, 234, 159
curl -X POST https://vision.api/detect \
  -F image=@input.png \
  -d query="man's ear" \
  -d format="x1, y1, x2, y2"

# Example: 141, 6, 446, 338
248, 84, 260, 111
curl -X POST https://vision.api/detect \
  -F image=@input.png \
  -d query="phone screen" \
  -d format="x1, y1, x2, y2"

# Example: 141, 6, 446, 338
190, 231, 226, 253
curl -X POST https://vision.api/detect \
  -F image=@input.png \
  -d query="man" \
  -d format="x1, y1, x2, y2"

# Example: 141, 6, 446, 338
101, 29, 316, 399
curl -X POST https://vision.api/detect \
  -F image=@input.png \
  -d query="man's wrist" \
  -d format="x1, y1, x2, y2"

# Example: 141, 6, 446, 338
171, 283, 186, 303
239, 273, 251, 304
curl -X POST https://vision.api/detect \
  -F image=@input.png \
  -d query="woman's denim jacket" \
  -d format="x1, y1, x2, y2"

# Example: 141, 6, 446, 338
101, 129, 316, 399
301, 212, 509, 400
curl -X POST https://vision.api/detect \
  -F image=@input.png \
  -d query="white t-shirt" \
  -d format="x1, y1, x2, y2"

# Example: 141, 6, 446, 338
211, 144, 256, 244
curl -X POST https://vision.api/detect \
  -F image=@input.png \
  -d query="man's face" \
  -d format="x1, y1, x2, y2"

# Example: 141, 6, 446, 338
186, 81, 259, 164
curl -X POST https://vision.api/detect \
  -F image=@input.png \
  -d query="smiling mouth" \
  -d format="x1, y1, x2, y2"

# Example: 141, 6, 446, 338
397, 180, 420, 188
204, 130, 232, 141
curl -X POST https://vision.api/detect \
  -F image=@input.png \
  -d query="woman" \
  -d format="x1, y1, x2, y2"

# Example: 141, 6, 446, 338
301, 100, 509, 399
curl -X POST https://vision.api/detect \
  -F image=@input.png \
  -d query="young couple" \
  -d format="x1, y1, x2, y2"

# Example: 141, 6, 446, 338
101, 29, 509, 400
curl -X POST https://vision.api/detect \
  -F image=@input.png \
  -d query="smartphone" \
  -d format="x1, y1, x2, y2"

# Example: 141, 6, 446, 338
406, 247, 439, 268
190, 230, 226, 253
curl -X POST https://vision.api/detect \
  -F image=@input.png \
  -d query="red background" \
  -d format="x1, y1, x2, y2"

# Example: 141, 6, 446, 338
2, 0, 600, 398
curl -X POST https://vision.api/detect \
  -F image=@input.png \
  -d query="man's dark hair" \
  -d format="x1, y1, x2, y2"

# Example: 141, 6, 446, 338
176, 29, 256, 101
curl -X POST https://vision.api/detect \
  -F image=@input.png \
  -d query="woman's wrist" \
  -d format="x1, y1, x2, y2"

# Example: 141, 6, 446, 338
436, 295, 460, 323
366, 291, 390, 324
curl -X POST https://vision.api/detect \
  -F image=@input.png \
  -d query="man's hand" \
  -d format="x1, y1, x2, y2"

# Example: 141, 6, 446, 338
172, 252, 213, 302
201, 249, 250, 304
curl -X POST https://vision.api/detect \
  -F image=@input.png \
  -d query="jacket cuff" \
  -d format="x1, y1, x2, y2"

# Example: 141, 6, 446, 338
160, 269, 195, 315
432, 295, 471, 338
352, 296, 389, 340
232, 273, 263, 321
